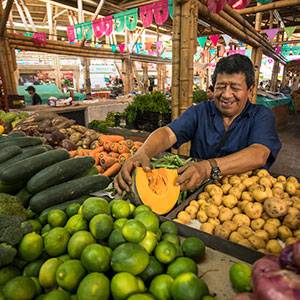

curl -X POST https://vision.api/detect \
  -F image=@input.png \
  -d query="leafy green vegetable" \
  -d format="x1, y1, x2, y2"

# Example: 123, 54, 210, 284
0, 215, 23, 246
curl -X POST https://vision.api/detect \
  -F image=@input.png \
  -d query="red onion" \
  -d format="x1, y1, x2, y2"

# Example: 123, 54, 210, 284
293, 241, 300, 268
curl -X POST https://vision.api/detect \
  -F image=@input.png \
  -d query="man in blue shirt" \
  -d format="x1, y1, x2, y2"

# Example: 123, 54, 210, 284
115, 54, 281, 193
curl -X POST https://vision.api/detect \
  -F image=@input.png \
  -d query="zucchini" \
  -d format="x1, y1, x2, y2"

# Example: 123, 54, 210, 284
16, 188, 32, 207
77, 165, 99, 177
0, 149, 69, 183
27, 156, 95, 194
0, 146, 22, 163
0, 137, 43, 149
0, 146, 48, 170
0, 180, 25, 194
29, 175, 111, 213
8, 132, 26, 137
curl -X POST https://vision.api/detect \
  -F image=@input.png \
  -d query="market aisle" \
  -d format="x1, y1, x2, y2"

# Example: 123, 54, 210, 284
270, 112, 300, 179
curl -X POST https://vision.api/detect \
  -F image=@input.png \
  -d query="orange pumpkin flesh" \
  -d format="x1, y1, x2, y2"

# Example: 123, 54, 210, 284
134, 167, 180, 215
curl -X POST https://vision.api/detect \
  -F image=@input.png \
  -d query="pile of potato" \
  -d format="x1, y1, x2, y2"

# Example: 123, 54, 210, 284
174, 169, 300, 255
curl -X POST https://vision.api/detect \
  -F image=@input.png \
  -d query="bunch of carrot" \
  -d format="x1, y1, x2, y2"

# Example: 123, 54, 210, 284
69, 134, 143, 177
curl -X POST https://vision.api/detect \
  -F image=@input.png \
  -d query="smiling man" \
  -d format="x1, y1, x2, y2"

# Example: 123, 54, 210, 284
114, 54, 281, 193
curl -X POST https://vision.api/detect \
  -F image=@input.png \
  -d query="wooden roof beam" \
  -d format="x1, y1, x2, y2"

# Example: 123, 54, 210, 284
14, 0, 29, 31
19, 0, 36, 31
0, 0, 14, 36
238, 0, 300, 15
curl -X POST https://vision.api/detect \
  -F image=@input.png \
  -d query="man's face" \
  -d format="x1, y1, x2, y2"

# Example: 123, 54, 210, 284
28, 90, 34, 96
214, 72, 252, 118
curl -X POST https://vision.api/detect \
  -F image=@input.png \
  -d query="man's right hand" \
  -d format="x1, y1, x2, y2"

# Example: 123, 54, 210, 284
114, 149, 151, 194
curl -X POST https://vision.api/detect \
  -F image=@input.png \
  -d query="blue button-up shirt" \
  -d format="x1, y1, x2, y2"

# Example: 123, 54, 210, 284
168, 101, 281, 168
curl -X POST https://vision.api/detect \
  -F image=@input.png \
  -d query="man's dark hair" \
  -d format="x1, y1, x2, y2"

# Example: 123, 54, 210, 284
26, 86, 35, 92
212, 54, 255, 89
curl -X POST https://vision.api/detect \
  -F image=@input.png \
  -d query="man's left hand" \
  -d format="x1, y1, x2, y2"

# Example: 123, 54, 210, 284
176, 160, 211, 191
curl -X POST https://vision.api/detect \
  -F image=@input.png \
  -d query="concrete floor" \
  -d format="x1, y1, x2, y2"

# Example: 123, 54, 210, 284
270, 112, 300, 179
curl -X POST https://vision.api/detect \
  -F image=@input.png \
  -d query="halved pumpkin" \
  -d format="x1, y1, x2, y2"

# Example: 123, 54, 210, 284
132, 167, 180, 215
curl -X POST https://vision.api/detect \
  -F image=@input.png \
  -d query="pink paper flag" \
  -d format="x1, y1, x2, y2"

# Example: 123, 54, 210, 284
263, 28, 280, 41
207, 0, 226, 13
67, 25, 75, 42
232, 0, 250, 9
140, 3, 154, 28
153, 0, 169, 25
209, 34, 220, 46
275, 45, 282, 55
93, 19, 104, 38
119, 43, 126, 53
156, 41, 163, 51
33, 32, 47, 46
93, 16, 113, 38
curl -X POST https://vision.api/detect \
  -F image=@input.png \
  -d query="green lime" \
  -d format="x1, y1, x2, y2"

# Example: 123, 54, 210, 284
41, 224, 52, 235
160, 221, 178, 235
18, 232, 43, 262
21, 219, 42, 234
111, 243, 150, 275
122, 220, 146, 243
149, 274, 173, 300
111, 272, 140, 300
30, 276, 42, 295
140, 256, 164, 284
111, 200, 131, 219
137, 277, 146, 292
163, 233, 180, 246
66, 203, 81, 217
129, 202, 136, 214
44, 227, 70, 256
22, 259, 44, 277
38, 213, 48, 226
139, 231, 158, 254
0, 266, 20, 286
167, 257, 198, 278
108, 228, 126, 249
171, 272, 209, 300
43, 289, 70, 300
182, 237, 206, 262
202, 296, 216, 300
155, 241, 177, 264
47, 209, 67, 227
59, 254, 71, 262
135, 212, 159, 233
2, 276, 36, 300
65, 214, 88, 235
113, 218, 128, 229
67, 230, 95, 258
89, 214, 113, 240
39, 258, 63, 288
133, 205, 152, 217
56, 259, 86, 292
127, 294, 155, 300
82, 197, 109, 220
80, 243, 110, 273
77, 272, 110, 300
229, 263, 252, 292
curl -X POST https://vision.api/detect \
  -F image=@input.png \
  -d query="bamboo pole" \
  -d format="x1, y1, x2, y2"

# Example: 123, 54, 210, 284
47, 3, 53, 40
238, 0, 300, 14
142, 62, 148, 93
77, 0, 83, 24
14, 0, 29, 31
53, 8, 67, 20
0, 0, 14, 36
19, 0, 36, 32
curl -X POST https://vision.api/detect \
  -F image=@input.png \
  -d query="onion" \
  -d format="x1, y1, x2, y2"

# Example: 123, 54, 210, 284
252, 256, 280, 283
279, 244, 299, 273
292, 241, 300, 268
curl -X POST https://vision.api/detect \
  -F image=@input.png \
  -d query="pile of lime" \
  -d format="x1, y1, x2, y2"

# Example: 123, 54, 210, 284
0, 197, 213, 300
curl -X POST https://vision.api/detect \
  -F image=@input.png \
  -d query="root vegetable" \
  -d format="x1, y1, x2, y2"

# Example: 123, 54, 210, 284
229, 231, 243, 243
201, 222, 214, 234
208, 218, 220, 227
197, 210, 208, 223
223, 220, 238, 232
273, 182, 285, 190
265, 239, 282, 254
237, 226, 254, 238
177, 211, 191, 224
272, 187, 284, 198
232, 207, 241, 215
235, 183, 247, 192
208, 186, 223, 197
292, 197, 300, 210
256, 169, 270, 177
277, 175, 287, 183
221, 176, 230, 184
222, 194, 238, 208
244, 202, 263, 219
198, 192, 210, 200
278, 225, 293, 241
255, 230, 269, 241
259, 177, 273, 189
286, 237, 298, 245
283, 213, 300, 230
242, 178, 255, 188
294, 229, 300, 237
263, 197, 288, 218
251, 218, 265, 231
229, 175, 241, 185
288, 207, 299, 216
205, 204, 219, 218
252, 187, 268, 202
285, 181, 297, 196
248, 235, 265, 250
238, 239, 252, 248
185, 205, 198, 219
232, 214, 251, 227
229, 186, 242, 200
241, 191, 253, 202
189, 200, 199, 209
209, 195, 223, 206
248, 183, 260, 192
221, 183, 232, 194
214, 224, 231, 239
197, 199, 207, 207
219, 207, 233, 222
238, 200, 250, 212
266, 218, 281, 228
263, 223, 278, 239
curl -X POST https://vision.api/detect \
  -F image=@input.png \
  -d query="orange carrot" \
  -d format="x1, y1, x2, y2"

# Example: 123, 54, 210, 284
125, 139, 134, 149
69, 150, 78, 157
100, 134, 125, 143
99, 152, 108, 159
103, 162, 121, 177
110, 142, 120, 153
118, 153, 131, 164
96, 146, 104, 152
118, 144, 130, 154
103, 141, 112, 152
133, 141, 143, 147
109, 152, 120, 158
100, 156, 117, 169
96, 165, 104, 174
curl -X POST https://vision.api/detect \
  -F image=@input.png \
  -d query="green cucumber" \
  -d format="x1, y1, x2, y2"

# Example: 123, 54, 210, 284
0, 146, 22, 163
16, 188, 32, 207
76, 165, 98, 178
0, 149, 69, 183
0, 146, 48, 169
0, 137, 43, 149
0, 180, 25, 194
27, 156, 95, 194
8, 132, 26, 137
29, 175, 111, 213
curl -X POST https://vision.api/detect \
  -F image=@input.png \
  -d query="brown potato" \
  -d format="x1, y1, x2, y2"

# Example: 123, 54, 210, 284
242, 178, 255, 188
244, 202, 263, 219
198, 192, 210, 200
209, 195, 223, 207
257, 169, 270, 177
177, 211, 192, 224
287, 176, 299, 186
248, 183, 261, 193
266, 218, 281, 228
292, 197, 300, 210
251, 218, 265, 231
285, 182, 297, 196
273, 182, 285, 190
232, 214, 251, 227
238, 200, 250, 212
197, 199, 207, 208
278, 225, 293, 241
263, 222, 278, 239
185, 205, 198, 219
238, 239, 252, 248
259, 177, 273, 189
252, 187, 268, 202
286, 237, 298, 245
255, 229, 269, 241
205, 184, 222, 195
208, 218, 220, 227
272, 187, 285, 198
223, 220, 238, 232
205, 204, 219, 218
264, 197, 288, 218
237, 226, 254, 239
221, 183, 232, 195
229, 187, 242, 200
229, 231, 243, 243
222, 195, 238, 209
189, 200, 199, 209
277, 175, 287, 183
197, 210, 208, 223
201, 222, 214, 234
221, 176, 230, 185
248, 235, 266, 250
229, 176, 242, 186
266, 239, 282, 254
288, 207, 299, 216
219, 207, 233, 222
293, 229, 300, 237
241, 191, 253, 202
232, 207, 241, 215
283, 213, 300, 230
261, 212, 270, 221
214, 224, 231, 239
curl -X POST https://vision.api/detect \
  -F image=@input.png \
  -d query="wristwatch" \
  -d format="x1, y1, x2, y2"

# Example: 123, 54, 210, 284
208, 159, 222, 181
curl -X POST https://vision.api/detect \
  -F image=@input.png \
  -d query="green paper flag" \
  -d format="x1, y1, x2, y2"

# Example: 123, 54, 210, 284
114, 12, 125, 33
82, 22, 93, 40
125, 8, 138, 31
197, 36, 208, 48
75, 24, 83, 40
285, 26, 296, 38
168, 0, 173, 19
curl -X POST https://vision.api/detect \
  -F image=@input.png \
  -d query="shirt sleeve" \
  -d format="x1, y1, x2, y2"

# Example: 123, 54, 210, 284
248, 106, 282, 167
167, 104, 199, 149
